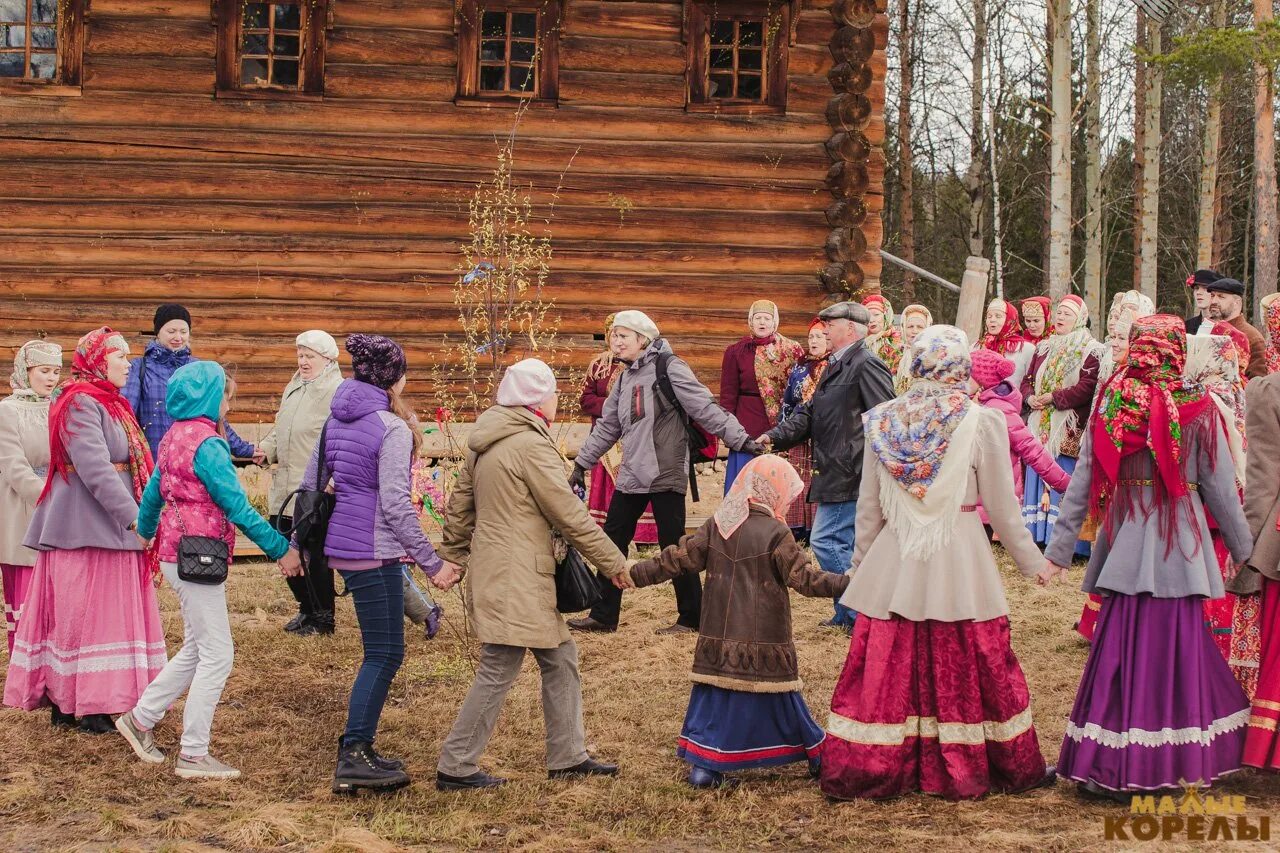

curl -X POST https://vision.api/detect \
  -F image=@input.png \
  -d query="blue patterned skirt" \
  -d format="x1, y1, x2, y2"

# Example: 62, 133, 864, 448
676, 684, 825, 771
1022, 455, 1090, 557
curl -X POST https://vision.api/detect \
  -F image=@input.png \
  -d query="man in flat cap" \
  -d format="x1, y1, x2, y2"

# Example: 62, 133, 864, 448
1206, 278, 1267, 379
760, 300, 895, 630
1185, 268, 1220, 335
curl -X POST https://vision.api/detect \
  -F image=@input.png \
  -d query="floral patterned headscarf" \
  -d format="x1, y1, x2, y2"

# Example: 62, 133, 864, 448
1020, 297, 1052, 343
979, 298, 1027, 357
714, 454, 804, 539
1089, 315, 1212, 554
1185, 334, 1246, 486
866, 325, 973, 500
1264, 294, 1280, 374
863, 294, 904, 374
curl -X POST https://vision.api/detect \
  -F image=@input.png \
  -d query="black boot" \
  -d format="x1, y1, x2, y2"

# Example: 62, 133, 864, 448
284, 610, 309, 633
78, 713, 115, 735
333, 741, 410, 794
371, 744, 405, 772
50, 705, 77, 729
297, 610, 335, 637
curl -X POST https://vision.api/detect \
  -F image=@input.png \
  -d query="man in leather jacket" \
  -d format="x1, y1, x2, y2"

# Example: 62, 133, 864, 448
759, 301, 895, 629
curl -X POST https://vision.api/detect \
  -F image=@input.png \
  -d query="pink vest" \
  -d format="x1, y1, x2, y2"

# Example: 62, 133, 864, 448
155, 418, 235, 564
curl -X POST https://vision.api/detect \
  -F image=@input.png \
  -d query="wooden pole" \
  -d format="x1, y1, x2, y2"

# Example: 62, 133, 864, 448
956, 256, 991, 343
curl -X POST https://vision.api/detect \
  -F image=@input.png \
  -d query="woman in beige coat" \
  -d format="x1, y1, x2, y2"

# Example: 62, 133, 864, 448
0, 340, 62, 654
437, 359, 627, 791
262, 330, 342, 635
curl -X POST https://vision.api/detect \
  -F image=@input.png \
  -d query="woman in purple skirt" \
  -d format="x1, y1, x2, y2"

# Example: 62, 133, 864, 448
1040, 315, 1252, 799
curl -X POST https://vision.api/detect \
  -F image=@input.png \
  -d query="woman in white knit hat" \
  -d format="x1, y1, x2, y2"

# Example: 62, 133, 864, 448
436, 358, 628, 790
261, 330, 343, 636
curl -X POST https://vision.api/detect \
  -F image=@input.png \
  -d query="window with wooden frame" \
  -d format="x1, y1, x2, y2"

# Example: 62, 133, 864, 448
0, 0, 85, 95
685, 0, 792, 113
456, 0, 561, 105
214, 0, 329, 99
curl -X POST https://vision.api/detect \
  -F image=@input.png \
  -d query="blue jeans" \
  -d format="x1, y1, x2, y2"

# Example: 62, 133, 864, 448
810, 500, 857, 625
339, 564, 406, 746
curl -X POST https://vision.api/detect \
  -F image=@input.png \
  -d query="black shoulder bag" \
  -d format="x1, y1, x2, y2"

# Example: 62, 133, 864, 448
163, 458, 231, 585
279, 419, 335, 558
555, 543, 601, 614
654, 348, 708, 502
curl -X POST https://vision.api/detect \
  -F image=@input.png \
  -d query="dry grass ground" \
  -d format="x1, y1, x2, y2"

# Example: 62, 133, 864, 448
2, 550, 1279, 852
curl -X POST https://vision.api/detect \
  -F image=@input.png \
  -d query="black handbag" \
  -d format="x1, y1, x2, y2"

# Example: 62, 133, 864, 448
164, 468, 230, 585
280, 419, 335, 555
555, 546, 602, 613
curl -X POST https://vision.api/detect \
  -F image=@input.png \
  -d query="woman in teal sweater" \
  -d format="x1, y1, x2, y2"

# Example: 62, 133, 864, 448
115, 362, 300, 781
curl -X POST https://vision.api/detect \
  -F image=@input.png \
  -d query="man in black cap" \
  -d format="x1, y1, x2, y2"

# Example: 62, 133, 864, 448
1205, 277, 1267, 379
759, 300, 894, 630
1185, 268, 1220, 335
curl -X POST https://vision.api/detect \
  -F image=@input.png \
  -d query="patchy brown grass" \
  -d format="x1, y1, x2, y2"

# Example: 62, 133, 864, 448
3, 547, 1279, 851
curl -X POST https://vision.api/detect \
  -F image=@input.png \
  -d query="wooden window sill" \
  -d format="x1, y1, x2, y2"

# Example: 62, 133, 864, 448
215, 88, 323, 102
686, 101, 784, 115
0, 82, 82, 97
454, 95, 558, 109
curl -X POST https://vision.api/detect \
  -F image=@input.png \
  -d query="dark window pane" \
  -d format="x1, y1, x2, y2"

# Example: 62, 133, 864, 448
272, 58, 299, 86
244, 3, 269, 28
242, 32, 268, 55
1, 24, 24, 47
511, 12, 535, 38
0, 0, 23, 21
739, 21, 763, 45
480, 65, 504, 90
738, 48, 761, 70
274, 2, 301, 30
509, 64, 531, 92
710, 20, 733, 44
273, 34, 300, 56
737, 72, 761, 99
510, 40, 535, 63
480, 39, 505, 61
30, 50, 54, 78
240, 56, 269, 86
709, 48, 732, 69
30, 25, 54, 48
32, 0, 57, 23
481, 10, 506, 38
709, 73, 732, 97
0, 52, 22, 77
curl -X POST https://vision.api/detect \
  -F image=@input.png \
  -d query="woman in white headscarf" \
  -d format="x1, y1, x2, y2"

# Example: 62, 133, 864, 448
261, 330, 343, 636
0, 340, 62, 654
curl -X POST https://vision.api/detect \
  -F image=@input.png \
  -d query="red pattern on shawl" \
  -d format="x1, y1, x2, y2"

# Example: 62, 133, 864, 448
1264, 297, 1280, 375
1020, 297, 1052, 343
1088, 315, 1213, 557
40, 327, 154, 507
979, 301, 1028, 357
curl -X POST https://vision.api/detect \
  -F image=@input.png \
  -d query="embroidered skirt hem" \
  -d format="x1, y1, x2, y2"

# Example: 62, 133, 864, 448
676, 684, 824, 772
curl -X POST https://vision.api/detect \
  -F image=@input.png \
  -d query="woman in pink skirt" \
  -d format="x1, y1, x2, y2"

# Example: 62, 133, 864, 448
0, 340, 62, 654
3, 327, 166, 734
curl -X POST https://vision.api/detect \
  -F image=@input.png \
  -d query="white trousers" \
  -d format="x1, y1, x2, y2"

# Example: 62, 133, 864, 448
131, 562, 233, 757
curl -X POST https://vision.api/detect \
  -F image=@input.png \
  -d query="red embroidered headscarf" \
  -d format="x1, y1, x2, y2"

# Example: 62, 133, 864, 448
1264, 293, 1280, 374
1020, 297, 1052, 343
1089, 315, 1213, 555
979, 298, 1027, 357
41, 327, 154, 507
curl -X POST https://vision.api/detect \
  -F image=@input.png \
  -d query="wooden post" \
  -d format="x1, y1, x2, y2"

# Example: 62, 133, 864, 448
956, 256, 990, 343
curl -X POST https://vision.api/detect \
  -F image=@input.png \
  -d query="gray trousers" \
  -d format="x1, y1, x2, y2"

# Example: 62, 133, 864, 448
437, 640, 588, 776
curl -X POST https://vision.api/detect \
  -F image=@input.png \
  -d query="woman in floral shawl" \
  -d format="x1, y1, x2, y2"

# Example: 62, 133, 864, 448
821, 326, 1052, 800
978, 298, 1034, 389
4, 328, 166, 734
893, 304, 933, 394
862, 294, 903, 374
779, 318, 830, 540
719, 300, 803, 493
1021, 294, 1105, 554
1042, 315, 1252, 799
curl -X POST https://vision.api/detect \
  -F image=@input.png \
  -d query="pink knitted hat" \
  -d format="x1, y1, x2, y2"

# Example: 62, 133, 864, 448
970, 348, 1015, 390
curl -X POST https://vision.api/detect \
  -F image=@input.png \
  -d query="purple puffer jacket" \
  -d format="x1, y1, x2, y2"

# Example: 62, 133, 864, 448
298, 379, 442, 575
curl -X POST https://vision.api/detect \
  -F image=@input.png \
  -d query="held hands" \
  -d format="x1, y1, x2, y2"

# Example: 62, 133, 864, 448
740, 438, 767, 456
754, 434, 773, 453
135, 533, 153, 550
431, 560, 463, 591
1036, 561, 1070, 586
251, 448, 268, 467
278, 548, 303, 577
568, 463, 586, 492
611, 562, 635, 590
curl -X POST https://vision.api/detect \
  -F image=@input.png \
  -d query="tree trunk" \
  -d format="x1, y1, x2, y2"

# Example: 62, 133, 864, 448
1138, 19, 1161, 304
1254, 0, 1278, 316
1197, 0, 1228, 270
1046, 0, 1072, 301
898, 0, 916, 301
1083, 0, 1102, 319
1132, 9, 1146, 292
964, 0, 986, 261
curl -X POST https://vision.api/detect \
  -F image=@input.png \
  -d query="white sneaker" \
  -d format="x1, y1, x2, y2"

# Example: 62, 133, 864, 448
115, 712, 165, 764
175, 753, 241, 780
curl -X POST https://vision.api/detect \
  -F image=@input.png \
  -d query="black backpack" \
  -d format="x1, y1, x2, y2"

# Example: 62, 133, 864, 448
653, 349, 709, 503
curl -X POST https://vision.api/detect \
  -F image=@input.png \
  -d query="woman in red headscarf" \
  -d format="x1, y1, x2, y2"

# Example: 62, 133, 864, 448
1042, 315, 1252, 798
1020, 297, 1052, 345
978, 298, 1034, 389
778, 318, 831, 540
3, 328, 166, 735
862, 294, 904, 374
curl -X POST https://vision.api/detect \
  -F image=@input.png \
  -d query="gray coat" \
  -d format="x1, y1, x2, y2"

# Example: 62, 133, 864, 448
574, 338, 750, 495
1045, 409, 1251, 599
24, 397, 143, 552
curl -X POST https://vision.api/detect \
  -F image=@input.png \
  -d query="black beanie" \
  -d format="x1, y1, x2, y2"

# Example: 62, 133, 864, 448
153, 303, 191, 335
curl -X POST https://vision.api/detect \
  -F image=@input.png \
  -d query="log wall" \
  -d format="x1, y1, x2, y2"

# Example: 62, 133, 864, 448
0, 0, 887, 416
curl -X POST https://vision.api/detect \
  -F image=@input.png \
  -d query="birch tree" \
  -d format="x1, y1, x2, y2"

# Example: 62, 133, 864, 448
1046, 0, 1073, 300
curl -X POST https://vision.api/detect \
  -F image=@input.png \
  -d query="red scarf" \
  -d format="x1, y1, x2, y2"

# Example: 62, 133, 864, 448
41, 327, 154, 507
979, 300, 1028, 357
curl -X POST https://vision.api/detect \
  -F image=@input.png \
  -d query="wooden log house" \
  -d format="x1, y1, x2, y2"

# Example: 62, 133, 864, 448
0, 0, 886, 415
